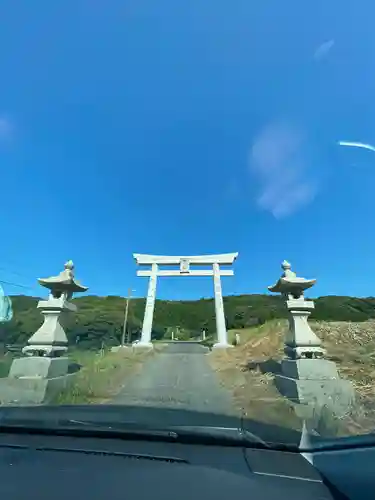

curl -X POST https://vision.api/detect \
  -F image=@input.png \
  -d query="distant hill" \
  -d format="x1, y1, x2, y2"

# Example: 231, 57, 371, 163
1, 294, 375, 349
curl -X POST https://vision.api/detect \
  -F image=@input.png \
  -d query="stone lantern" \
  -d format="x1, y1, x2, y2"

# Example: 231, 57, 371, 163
0, 261, 88, 404
22, 260, 88, 357
268, 260, 325, 360
268, 260, 354, 422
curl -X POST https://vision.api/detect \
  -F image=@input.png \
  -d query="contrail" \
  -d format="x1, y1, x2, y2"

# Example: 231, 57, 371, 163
338, 141, 375, 153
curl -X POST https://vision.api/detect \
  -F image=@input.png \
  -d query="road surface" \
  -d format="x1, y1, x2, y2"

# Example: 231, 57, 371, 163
107, 343, 305, 443
110, 342, 237, 419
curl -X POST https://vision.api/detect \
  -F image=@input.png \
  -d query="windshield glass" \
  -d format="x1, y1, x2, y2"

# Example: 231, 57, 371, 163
0, 0, 373, 447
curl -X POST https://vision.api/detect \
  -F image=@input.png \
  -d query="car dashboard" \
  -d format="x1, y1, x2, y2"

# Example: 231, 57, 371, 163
0, 430, 372, 499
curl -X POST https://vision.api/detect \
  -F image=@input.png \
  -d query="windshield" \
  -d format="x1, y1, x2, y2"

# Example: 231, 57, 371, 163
0, 0, 373, 448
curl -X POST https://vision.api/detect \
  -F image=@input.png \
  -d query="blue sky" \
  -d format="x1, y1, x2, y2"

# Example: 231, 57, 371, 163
0, 0, 374, 300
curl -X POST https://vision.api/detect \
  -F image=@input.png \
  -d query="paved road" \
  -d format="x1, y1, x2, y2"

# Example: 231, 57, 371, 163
110, 343, 236, 418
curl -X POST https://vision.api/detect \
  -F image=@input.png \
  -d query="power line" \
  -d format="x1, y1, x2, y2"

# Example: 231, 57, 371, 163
0, 279, 38, 291
0, 265, 36, 283
0, 265, 40, 292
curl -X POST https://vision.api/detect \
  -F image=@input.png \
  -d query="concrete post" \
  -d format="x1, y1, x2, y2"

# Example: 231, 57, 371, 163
212, 263, 229, 348
138, 263, 157, 347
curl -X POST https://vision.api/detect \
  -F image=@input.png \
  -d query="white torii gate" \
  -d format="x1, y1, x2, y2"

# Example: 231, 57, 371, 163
133, 253, 238, 348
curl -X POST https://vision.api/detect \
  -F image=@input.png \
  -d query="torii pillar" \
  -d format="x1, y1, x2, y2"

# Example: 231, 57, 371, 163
139, 263, 158, 347
212, 262, 228, 348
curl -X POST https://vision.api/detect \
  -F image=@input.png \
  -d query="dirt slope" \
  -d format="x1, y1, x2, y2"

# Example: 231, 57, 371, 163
209, 320, 375, 435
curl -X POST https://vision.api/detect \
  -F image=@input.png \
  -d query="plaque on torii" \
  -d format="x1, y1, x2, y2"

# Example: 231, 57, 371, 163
133, 253, 238, 348
180, 258, 190, 274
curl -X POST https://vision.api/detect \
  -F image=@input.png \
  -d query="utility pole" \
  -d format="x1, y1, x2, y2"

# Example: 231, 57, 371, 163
121, 288, 134, 347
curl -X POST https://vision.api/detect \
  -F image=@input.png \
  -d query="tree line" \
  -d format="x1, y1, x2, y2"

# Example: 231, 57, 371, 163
1, 293, 375, 350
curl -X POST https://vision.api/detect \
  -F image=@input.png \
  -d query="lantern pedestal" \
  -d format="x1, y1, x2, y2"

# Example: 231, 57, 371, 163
275, 358, 355, 421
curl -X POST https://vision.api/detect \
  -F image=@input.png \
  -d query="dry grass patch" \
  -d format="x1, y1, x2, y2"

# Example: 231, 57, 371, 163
314, 321, 375, 397
314, 321, 375, 433
209, 321, 300, 430
209, 320, 375, 435
55, 347, 157, 404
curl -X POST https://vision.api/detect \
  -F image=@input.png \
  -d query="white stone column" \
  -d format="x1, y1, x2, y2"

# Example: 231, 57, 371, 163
212, 263, 229, 348
138, 263, 158, 347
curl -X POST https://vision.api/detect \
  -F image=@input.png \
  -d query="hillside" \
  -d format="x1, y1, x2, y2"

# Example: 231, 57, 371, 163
210, 320, 375, 436
2, 293, 375, 349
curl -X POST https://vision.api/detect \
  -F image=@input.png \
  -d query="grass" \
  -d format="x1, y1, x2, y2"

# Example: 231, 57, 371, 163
54, 346, 156, 405
313, 320, 375, 433
209, 319, 375, 435
209, 320, 301, 430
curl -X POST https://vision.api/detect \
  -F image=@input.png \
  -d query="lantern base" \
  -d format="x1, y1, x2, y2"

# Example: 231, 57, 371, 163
275, 359, 355, 419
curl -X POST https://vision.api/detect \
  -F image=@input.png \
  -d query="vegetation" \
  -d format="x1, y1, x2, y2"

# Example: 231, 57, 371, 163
54, 347, 155, 404
209, 321, 301, 430
2, 293, 375, 350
